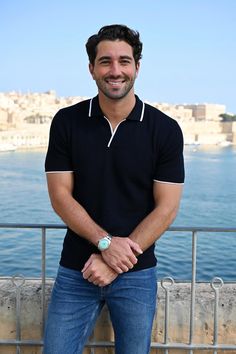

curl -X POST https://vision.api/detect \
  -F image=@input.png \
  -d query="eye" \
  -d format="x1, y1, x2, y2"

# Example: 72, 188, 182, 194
120, 59, 131, 65
100, 60, 110, 65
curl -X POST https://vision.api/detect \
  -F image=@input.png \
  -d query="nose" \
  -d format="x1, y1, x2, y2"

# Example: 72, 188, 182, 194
109, 61, 121, 77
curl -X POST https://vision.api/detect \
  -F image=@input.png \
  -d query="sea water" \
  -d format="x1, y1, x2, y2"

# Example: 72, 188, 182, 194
0, 146, 235, 281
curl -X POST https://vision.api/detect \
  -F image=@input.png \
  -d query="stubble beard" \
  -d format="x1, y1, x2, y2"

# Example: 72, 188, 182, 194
96, 76, 135, 100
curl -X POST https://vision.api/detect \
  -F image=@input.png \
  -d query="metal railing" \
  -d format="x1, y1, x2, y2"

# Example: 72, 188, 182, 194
0, 223, 236, 353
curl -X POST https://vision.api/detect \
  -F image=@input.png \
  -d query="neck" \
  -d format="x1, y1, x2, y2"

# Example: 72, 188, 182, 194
98, 91, 136, 124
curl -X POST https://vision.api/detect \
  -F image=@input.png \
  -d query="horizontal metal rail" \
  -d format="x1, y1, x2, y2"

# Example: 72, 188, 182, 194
0, 339, 235, 350
1, 222, 236, 232
0, 223, 236, 353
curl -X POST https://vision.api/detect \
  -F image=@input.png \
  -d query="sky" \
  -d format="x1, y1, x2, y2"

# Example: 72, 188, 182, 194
1, 0, 236, 113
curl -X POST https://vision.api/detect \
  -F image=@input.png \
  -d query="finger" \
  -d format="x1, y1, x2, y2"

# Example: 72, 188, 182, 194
120, 258, 135, 269
129, 240, 143, 255
82, 270, 90, 279
119, 264, 129, 273
126, 261, 135, 269
123, 252, 137, 266
82, 258, 92, 273
83, 268, 94, 279
112, 265, 123, 274
88, 275, 95, 283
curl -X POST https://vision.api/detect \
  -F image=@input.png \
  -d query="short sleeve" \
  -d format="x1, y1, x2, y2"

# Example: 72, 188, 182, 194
45, 109, 73, 172
154, 120, 185, 184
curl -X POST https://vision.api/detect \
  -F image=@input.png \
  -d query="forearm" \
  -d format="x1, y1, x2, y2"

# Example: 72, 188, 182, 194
129, 182, 183, 251
50, 190, 106, 246
129, 205, 178, 252
53, 192, 142, 272
47, 173, 142, 273
82, 206, 177, 284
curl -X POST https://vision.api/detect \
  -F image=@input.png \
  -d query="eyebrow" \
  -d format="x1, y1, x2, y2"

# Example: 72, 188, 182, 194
97, 55, 133, 62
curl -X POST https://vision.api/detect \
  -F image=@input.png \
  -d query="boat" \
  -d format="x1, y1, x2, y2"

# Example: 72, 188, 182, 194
0, 143, 17, 152
217, 141, 232, 147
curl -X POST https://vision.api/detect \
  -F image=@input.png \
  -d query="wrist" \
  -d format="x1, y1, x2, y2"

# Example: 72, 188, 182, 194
97, 234, 112, 251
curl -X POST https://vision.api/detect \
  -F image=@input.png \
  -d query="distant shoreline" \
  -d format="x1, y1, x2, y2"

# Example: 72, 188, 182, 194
1, 144, 235, 155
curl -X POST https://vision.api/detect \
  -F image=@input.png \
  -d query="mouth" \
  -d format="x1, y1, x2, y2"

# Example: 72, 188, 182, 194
105, 78, 126, 87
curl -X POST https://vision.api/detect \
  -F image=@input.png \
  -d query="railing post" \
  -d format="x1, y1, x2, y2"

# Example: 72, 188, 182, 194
189, 230, 197, 354
161, 277, 175, 354
41, 227, 46, 338
211, 277, 224, 354
11, 275, 25, 354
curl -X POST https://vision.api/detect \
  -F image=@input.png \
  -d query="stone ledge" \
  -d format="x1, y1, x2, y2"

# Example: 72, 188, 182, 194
0, 279, 236, 354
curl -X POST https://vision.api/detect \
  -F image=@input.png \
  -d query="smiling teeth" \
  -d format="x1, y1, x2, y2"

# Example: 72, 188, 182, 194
109, 81, 123, 86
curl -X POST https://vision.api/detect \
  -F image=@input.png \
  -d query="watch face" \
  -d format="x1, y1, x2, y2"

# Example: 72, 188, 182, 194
98, 238, 110, 250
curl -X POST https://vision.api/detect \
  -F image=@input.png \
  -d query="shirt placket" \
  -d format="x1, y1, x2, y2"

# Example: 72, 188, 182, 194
103, 116, 126, 147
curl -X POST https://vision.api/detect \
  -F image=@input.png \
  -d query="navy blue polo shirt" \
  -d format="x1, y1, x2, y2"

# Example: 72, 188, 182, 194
45, 95, 184, 271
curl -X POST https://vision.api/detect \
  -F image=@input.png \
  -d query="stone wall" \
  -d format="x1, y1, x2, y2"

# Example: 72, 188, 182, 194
180, 121, 235, 145
1, 121, 236, 151
0, 279, 235, 354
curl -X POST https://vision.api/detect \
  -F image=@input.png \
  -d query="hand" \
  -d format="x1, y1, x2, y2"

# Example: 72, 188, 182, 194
82, 254, 118, 287
101, 237, 143, 274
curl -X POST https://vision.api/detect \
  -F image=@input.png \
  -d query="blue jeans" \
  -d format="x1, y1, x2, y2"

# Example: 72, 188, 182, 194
44, 265, 157, 354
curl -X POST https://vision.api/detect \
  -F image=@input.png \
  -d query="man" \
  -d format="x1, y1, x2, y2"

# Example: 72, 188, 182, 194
44, 24, 184, 354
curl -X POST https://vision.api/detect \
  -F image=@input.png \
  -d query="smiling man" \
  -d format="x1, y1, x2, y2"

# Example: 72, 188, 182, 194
44, 24, 185, 354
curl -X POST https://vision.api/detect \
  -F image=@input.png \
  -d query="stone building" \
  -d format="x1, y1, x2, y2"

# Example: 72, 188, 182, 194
183, 103, 226, 121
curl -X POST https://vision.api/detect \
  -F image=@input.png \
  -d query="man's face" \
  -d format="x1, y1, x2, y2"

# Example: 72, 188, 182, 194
89, 40, 140, 100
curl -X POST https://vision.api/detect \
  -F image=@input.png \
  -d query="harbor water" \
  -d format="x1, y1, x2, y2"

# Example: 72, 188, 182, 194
0, 146, 235, 281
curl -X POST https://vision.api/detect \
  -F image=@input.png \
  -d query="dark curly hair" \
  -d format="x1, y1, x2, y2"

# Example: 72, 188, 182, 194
86, 24, 142, 65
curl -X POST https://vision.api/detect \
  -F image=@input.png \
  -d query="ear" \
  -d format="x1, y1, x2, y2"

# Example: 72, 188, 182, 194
89, 63, 95, 79
135, 61, 140, 77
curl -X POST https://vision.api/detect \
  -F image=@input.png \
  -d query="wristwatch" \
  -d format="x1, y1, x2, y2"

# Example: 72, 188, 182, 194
97, 234, 112, 251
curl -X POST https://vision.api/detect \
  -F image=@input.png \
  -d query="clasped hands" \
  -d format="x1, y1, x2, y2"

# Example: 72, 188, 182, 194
82, 237, 142, 287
